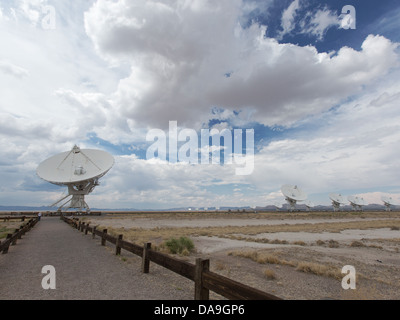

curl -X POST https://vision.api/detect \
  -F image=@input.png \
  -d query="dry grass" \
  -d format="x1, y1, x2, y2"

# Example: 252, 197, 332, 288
0, 221, 24, 240
295, 262, 342, 280
228, 250, 286, 265
263, 268, 276, 280
85, 217, 400, 247
92, 210, 400, 221
229, 249, 342, 280
350, 241, 365, 247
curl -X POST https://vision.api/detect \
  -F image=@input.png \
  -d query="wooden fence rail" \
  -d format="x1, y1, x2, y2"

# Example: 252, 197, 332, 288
0, 217, 39, 254
61, 215, 282, 301
0, 216, 31, 222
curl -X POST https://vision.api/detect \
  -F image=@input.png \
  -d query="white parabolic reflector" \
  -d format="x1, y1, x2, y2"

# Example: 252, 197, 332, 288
37, 145, 114, 185
305, 200, 314, 207
281, 184, 307, 201
329, 193, 347, 205
348, 195, 367, 206
381, 196, 394, 205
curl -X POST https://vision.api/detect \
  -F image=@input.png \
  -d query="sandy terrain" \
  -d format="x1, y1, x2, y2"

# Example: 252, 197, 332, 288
85, 211, 400, 300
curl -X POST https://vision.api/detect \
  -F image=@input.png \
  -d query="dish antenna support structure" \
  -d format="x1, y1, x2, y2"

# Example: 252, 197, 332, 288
348, 195, 367, 212
37, 145, 114, 213
305, 200, 314, 212
329, 193, 347, 212
381, 196, 394, 212
281, 185, 307, 212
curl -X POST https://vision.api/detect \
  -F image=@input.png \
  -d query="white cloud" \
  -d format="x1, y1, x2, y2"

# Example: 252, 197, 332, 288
303, 6, 341, 40
0, 59, 29, 78
248, 66, 400, 198
279, 0, 300, 39
0, 0, 400, 209
84, 0, 399, 131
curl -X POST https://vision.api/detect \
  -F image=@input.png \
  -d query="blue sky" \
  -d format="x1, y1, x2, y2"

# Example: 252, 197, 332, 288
0, 0, 400, 209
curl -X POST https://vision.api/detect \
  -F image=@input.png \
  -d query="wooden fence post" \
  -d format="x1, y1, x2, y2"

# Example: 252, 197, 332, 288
2, 234, 12, 254
12, 229, 18, 245
92, 226, 97, 239
115, 234, 123, 255
17, 226, 23, 239
194, 258, 210, 300
101, 229, 108, 246
142, 243, 151, 274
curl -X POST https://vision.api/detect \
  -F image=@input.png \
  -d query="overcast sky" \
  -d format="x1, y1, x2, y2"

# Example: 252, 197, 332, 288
1, 0, 400, 210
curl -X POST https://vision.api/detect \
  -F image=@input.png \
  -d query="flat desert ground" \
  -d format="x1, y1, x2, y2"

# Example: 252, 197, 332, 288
84, 211, 400, 300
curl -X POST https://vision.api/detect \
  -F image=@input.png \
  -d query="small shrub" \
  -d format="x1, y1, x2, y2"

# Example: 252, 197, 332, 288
292, 240, 306, 246
328, 240, 339, 248
165, 236, 195, 255
350, 241, 365, 247
264, 268, 276, 280
295, 262, 341, 279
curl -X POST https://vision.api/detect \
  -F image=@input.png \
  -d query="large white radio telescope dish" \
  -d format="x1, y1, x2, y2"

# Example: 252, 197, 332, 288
37, 145, 114, 213
281, 185, 307, 212
348, 195, 367, 212
381, 196, 395, 212
329, 193, 347, 212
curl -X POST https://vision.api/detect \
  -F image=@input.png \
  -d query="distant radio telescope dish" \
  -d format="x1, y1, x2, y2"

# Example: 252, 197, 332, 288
37, 145, 114, 213
305, 200, 314, 212
273, 202, 282, 211
281, 185, 307, 212
348, 195, 367, 212
329, 193, 347, 212
381, 196, 395, 212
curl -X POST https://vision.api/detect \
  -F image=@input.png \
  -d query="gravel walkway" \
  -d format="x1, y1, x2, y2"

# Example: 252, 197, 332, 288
0, 217, 193, 300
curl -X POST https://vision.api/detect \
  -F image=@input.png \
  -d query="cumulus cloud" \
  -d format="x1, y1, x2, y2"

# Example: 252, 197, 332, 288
248, 67, 400, 197
89, 154, 250, 209
84, 0, 399, 131
1, 0, 400, 209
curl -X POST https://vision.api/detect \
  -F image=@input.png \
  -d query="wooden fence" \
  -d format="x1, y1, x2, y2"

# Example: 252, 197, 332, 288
1, 216, 31, 222
0, 217, 39, 254
61, 216, 282, 300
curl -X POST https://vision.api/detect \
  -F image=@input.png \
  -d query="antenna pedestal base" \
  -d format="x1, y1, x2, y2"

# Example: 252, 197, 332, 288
285, 197, 297, 212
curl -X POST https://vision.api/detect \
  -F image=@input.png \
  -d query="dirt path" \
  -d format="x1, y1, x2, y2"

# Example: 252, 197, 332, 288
0, 217, 192, 300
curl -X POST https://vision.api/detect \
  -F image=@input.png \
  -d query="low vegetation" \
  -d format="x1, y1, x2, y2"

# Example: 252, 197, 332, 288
87, 217, 400, 247
0, 222, 24, 240
229, 249, 342, 280
162, 236, 195, 255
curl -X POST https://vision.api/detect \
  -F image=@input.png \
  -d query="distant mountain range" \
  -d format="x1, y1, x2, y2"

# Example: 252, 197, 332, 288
0, 203, 396, 212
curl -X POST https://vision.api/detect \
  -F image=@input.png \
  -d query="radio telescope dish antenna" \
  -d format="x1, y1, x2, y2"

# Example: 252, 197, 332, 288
37, 145, 114, 214
273, 202, 282, 211
329, 193, 347, 212
281, 185, 307, 212
305, 200, 314, 212
381, 196, 395, 212
348, 195, 367, 212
